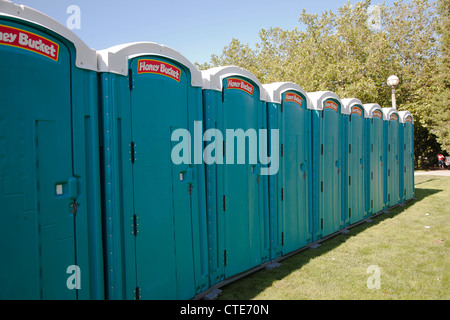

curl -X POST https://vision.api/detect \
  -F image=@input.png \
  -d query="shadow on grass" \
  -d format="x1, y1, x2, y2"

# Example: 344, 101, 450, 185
217, 186, 442, 300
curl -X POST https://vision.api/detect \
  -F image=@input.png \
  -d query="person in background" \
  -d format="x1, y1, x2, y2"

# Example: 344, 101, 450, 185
437, 153, 445, 169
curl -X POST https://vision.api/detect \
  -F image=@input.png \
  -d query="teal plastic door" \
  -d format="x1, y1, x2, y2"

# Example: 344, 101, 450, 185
220, 76, 268, 279
404, 120, 414, 200
386, 114, 400, 207
0, 21, 77, 299
129, 56, 197, 299
371, 112, 384, 213
322, 100, 342, 237
348, 106, 366, 224
281, 91, 311, 253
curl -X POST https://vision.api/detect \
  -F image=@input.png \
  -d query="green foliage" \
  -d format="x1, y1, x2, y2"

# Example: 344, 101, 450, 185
422, 0, 450, 154
198, 0, 448, 168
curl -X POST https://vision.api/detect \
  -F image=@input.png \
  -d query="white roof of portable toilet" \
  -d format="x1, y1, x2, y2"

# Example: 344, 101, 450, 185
307, 91, 348, 114
398, 111, 414, 124
363, 103, 383, 118
341, 98, 367, 117
382, 107, 399, 121
263, 82, 312, 109
0, 0, 97, 71
97, 42, 203, 87
201, 66, 267, 101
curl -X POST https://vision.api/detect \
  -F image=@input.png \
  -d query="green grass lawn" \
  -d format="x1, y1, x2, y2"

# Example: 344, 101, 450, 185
218, 175, 450, 300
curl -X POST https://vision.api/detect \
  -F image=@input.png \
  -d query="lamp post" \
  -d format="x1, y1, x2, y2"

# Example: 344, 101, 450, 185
387, 75, 399, 109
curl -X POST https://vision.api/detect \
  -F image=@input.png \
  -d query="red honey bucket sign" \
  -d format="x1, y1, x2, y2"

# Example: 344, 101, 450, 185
324, 100, 338, 112
285, 92, 303, 106
390, 114, 398, 122
351, 106, 363, 116
138, 59, 181, 82
0, 25, 59, 61
227, 78, 254, 96
373, 110, 382, 119
405, 116, 412, 123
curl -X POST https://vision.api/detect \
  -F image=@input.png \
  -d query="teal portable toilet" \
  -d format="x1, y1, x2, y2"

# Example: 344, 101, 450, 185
201, 66, 270, 285
363, 104, 385, 214
340, 99, 351, 228
382, 108, 401, 208
308, 91, 344, 239
398, 111, 415, 202
264, 82, 313, 259
0, 2, 103, 299
97, 42, 209, 300
341, 99, 367, 225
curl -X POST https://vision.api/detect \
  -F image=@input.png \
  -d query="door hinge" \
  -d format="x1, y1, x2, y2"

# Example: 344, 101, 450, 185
223, 141, 226, 157
349, 208, 352, 217
222, 87, 225, 102
281, 232, 284, 246
129, 68, 133, 90
135, 286, 140, 300
224, 250, 227, 266
281, 144, 284, 157
281, 188, 284, 201
223, 195, 226, 211
321, 218, 324, 230
132, 214, 138, 236
321, 144, 324, 155
130, 141, 135, 163
281, 101, 283, 113
349, 176, 351, 185
321, 181, 323, 192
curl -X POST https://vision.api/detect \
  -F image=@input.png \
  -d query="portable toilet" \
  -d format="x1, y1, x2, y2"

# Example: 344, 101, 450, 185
97, 42, 209, 300
0, 2, 104, 299
341, 98, 368, 225
308, 91, 344, 239
263, 82, 313, 259
363, 104, 385, 214
340, 99, 351, 228
382, 107, 401, 208
398, 111, 414, 202
201, 66, 270, 285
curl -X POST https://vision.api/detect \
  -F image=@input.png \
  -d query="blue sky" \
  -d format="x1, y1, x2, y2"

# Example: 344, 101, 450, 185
16, 0, 407, 64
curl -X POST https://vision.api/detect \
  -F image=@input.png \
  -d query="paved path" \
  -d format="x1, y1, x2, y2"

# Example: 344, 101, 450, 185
414, 170, 450, 176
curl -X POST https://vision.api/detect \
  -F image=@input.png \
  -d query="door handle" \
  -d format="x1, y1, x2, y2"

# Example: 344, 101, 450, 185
180, 166, 193, 184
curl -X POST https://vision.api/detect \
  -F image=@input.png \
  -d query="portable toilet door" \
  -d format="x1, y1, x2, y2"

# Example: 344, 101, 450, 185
264, 82, 313, 259
342, 99, 367, 225
97, 42, 209, 300
201, 66, 270, 284
308, 91, 344, 239
363, 104, 385, 214
399, 111, 415, 201
340, 99, 351, 228
382, 108, 401, 208
0, 2, 104, 299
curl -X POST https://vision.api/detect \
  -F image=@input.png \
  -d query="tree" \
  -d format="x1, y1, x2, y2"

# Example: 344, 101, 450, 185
199, 0, 445, 167
424, 0, 450, 154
